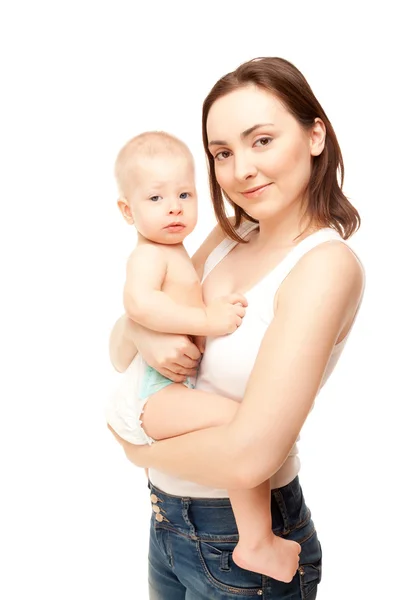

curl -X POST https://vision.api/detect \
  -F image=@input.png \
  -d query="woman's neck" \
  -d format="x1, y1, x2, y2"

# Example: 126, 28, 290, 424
253, 206, 319, 250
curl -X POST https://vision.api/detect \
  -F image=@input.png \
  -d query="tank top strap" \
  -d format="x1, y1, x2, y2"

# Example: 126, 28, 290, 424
264, 227, 345, 293
201, 220, 258, 283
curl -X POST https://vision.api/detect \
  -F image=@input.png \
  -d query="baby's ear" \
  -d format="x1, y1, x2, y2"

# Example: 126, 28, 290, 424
117, 197, 134, 224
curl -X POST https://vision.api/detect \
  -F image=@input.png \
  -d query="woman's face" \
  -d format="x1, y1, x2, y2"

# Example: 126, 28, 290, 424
206, 85, 325, 224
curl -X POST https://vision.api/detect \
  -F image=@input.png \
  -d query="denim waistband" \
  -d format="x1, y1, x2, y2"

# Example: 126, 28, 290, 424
148, 476, 310, 540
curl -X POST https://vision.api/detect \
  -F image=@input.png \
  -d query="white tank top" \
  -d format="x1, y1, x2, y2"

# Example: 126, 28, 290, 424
149, 222, 360, 497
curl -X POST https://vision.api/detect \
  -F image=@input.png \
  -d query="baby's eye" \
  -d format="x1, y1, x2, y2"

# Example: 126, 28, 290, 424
254, 137, 272, 147
214, 150, 231, 161
150, 195, 162, 202
179, 192, 191, 199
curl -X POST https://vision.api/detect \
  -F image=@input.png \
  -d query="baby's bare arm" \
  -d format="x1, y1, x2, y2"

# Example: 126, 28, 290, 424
109, 221, 231, 373
123, 244, 210, 335
124, 244, 247, 336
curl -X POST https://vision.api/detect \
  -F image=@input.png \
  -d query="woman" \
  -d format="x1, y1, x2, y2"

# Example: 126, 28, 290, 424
108, 57, 364, 599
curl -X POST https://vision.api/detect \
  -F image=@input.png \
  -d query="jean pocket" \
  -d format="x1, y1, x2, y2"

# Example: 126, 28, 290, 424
299, 560, 322, 599
197, 540, 263, 596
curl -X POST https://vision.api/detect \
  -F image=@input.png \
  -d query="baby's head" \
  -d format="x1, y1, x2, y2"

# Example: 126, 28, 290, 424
115, 131, 198, 245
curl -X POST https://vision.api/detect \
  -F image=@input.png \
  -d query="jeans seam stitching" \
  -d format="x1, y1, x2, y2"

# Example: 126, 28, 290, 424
195, 539, 263, 596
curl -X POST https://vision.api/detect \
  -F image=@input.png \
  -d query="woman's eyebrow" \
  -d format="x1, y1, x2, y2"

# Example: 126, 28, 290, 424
208, 123, 275, 147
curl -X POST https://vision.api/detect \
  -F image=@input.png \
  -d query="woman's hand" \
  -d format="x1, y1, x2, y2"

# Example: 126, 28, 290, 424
134, 325, 202, 382
109, 315, 202, 380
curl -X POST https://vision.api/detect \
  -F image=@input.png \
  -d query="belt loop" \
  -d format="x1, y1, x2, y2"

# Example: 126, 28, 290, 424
272, 489, 289, 534
181, 498, 197, 539
220, 551, 230, 572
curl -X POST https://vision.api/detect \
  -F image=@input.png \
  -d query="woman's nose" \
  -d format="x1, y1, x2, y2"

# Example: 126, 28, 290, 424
234, 151, 258, 181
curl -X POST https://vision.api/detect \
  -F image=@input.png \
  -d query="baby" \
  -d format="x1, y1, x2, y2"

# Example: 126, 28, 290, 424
106, 131, 301, 582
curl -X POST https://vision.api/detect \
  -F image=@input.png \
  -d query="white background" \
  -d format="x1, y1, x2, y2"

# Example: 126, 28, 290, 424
1, 1, 399, 598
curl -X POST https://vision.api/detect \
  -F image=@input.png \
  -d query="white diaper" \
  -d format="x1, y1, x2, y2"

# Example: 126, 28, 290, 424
105, 354, 155, 446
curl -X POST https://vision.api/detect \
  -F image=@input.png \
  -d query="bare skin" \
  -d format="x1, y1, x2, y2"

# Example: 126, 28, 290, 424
108, 87, 364, 491
117, 237, 301, 581
140, 382, 301, 581
111, 146, 300, 581
109, 90, 364, 584
109, 226, 362, 580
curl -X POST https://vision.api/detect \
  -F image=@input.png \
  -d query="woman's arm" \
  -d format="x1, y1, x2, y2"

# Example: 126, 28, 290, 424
110, 242, 364, 488
109, 313, 201, 379
109, 221, 228, 374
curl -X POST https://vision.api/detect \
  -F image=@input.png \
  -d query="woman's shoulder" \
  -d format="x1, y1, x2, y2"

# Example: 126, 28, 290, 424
278, 236, 365, 317
296, 235, 364, 283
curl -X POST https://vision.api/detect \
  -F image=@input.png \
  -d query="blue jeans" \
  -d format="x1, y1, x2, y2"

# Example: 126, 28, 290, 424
148, 476, 322, 599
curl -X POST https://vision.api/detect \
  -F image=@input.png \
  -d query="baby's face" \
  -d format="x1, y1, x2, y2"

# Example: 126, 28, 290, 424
128, 154, 198, 244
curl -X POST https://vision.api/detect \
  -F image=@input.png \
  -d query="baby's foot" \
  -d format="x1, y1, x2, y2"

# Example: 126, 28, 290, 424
232, 535, 301, 583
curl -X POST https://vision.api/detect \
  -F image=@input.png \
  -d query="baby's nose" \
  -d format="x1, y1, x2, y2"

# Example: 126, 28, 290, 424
169, 203, 183, 215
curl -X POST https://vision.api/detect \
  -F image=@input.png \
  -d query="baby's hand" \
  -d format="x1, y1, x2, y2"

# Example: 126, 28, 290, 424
205, 293, 247, 335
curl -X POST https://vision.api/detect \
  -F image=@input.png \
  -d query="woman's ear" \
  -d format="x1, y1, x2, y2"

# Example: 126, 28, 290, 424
310, 118, 326, 157
117, 197, 135, 224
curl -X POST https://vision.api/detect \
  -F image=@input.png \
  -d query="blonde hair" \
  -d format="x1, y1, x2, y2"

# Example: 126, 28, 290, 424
114, 131, 194, 198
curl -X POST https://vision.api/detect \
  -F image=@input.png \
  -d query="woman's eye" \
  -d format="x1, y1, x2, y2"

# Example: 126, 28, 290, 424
150, 195, 162, 202
179, 192, 190, 199
254, 137, 272, 147
214, 150, 231, 161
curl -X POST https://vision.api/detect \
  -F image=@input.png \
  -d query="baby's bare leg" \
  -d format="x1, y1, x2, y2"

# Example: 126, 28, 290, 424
230, 485, 301, 582
141, 384, 238, 440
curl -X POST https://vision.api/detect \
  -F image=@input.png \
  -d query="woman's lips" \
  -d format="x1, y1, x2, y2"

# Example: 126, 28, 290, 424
241, 183, 272, 199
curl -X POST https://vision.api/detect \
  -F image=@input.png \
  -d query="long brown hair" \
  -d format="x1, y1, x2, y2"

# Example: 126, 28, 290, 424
202, 57, 360, 242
